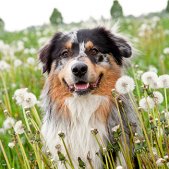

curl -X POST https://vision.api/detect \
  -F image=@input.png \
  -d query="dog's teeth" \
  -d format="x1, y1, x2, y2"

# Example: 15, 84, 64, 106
74, 83, 89, 90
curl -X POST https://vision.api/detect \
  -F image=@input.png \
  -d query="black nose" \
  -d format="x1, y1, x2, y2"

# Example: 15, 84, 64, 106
71, 62, 88, 77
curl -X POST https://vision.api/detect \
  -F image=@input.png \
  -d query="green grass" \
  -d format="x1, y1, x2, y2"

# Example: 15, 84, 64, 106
0, 15, 169, 169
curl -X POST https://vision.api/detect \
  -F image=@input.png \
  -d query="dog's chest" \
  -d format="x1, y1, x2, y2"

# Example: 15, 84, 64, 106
42, 94, 109, 168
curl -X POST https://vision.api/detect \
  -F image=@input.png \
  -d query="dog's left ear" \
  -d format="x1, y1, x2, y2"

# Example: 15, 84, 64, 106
110, 33, 132, 59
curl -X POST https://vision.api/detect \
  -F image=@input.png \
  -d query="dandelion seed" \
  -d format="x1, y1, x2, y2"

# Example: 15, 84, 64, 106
14, 59, 22, 67
22, 92, 37, 108
165, 112, 169, 119
156, 158, 165, 166
14, 120, 24, 134
8, 142, 15, 149
148, 65, 158, 73
141, 71, 158, 86
164, 155, 168, 160
139, 96, 155, 111
153, 91, 164, 104
3, 117, 15, 130
13, 88, 28, 105
115, 76, 135, 94
163, 47, 169, 55
158, 74, 169, 88
0, 128, 5, 134
116, 166, 123, 169
27, 57, 35, 65
134, 139, 141, 144
0, 60, 10, 71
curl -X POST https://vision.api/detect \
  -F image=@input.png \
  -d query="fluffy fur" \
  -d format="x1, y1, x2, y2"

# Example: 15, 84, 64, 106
39, 27, 139, 169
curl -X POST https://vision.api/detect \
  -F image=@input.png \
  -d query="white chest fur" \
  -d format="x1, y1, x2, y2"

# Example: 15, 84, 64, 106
41, 94, 109, 169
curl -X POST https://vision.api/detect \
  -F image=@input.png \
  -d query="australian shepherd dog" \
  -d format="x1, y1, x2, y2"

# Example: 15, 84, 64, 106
39, 27, 139, 169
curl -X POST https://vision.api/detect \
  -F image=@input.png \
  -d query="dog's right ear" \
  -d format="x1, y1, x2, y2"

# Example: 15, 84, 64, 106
38, 32, 63, 73
39, 43, 51, 73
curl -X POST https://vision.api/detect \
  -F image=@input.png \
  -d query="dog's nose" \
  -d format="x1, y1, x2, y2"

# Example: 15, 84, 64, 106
71, 62, 88, 77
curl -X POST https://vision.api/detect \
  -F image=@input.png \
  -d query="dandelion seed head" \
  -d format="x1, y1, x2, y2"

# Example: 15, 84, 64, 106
153, 91, 164, 104
8, 142, 15, 149
14, 120, 24, 134
116, 166, 123, 169
163, 47, 169, 55
3, 117, 15, 130
139, 96, 155, 111
115, 76, 135, 94
141, 71, 158, 86
0, 60, 10, 71
156, 158, 165, 166
22, 92, 37, 109
158, 74, 169, 88
14, 59, 22, 67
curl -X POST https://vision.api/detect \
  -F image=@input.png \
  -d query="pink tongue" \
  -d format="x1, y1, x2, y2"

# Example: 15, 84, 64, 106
74, 83, 89, 90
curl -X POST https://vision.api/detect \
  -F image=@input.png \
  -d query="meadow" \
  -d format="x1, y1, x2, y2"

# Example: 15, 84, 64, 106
0, 14, 169, 169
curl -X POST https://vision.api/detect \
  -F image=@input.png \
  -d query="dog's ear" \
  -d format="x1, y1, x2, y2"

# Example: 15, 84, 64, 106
39, 43, 51, 73
38, 32, 63, 73
95, 27, 132, 65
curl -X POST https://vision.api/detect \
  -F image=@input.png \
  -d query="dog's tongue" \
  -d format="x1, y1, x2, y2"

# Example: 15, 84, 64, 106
74, 83, 89, 90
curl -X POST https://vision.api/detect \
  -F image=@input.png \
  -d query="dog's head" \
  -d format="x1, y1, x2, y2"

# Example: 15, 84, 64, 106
39, 27, 132, 96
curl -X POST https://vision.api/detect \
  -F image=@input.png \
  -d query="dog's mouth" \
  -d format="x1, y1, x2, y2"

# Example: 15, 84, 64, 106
63, 74, 103, 95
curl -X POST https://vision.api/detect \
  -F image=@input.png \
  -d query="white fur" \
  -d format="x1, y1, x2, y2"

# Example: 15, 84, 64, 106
41, 93, 110, 169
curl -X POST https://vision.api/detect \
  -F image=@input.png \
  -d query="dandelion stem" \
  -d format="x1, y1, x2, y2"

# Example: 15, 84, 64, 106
0, 140, 12, 169
164, 88, 168, 112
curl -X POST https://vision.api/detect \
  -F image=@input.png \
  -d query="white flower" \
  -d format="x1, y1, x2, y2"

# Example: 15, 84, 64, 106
27, 57, 35, 65
139, 96, 155, 111
14, 121, 24, 134
116, 166, 123, 169
0, 60, 10, 71
3, 117, 15, 130
148, 65, 158, 73
112, 124, 120, 132
158, 74, 169, 88
115, 76, 135, 94
8, 142, 15, 148
165, 112, 169, 119
163, 47, 169, 55
13, 88, 28, 105
164, 155, 168, 160
153, 91, 164, 104
156, 158, 165, 166
14, 59, 22, 67
13, 88, 37, 108
0, 128, 5, 134
134, 139, 141, 144
22, 92, 37, 108
152, 147, 157, 155
141, 71, 158, 86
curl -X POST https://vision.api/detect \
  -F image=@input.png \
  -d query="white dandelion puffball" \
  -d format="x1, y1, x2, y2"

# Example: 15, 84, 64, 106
14, 59, 22, 67
153, 91, 164, 104
14, 121, 24, 134
3, 117, 15, 130
8, 142, 15, 149
22, 92, 37, 108
13, 88, 37, 108
163, 47, 169, 55
158, 74, 169, 88
115, 76, 135, 94
0, 60, 10, 71
156, 158, 165, 167
27, 57, 35, 65
141, 71, 158, 86
13, 88, 28, 105
0, 128, 5, 134
116, 166, 123, 169
165, 112, 169, 119
139, 96, 155, 111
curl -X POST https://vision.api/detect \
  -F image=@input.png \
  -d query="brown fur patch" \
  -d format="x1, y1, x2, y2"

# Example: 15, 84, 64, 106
92, 56, 121, 98
85, 41, 94, 50
47, 64, 72, 119
65, 41, 72, 49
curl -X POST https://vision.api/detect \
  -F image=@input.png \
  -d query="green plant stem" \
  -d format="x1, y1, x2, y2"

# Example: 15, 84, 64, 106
61, 137, 75, 169
164, 88, 168, 112
0, 140, 12, 169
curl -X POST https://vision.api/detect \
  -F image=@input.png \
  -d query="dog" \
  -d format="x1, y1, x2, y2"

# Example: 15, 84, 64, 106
39, 27, 139, 169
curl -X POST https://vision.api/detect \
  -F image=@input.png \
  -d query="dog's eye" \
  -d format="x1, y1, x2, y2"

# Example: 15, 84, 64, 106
90, 48, 99, 55
61, 50, 68, 58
